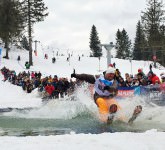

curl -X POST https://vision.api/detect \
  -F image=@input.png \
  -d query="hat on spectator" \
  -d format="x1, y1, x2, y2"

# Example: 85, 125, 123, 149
106, 67, 115, 74
138, 68, 142, 73
108, 64, 114, 67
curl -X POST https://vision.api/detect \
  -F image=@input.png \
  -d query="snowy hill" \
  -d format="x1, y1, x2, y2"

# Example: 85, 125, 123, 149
0, 46, 165, 149
1, 45, 164, 79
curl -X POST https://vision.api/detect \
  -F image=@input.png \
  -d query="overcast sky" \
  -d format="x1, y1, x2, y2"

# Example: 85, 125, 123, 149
34, 0, 147, 52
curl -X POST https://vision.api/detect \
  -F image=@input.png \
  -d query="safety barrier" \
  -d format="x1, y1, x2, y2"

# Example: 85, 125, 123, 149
117, 83, 165, 100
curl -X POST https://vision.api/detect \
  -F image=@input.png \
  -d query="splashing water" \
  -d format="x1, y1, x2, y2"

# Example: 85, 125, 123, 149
0, 84, 165, 136
116, 95, 165, 131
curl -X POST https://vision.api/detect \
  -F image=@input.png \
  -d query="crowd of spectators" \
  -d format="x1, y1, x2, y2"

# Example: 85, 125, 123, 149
1, 66, 165, 100
0, 66, 78, 100
115, 68, 165, 87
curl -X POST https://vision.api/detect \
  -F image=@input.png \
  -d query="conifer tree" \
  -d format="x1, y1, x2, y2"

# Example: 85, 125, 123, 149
0, 0, 25, 59
141, 0, 165, 65
21, 0, 48, 65
122, 29, 132, 58
20, 36, 29, 51
115, 29, 123, 58
89, 25, 102, 57
115, 29, 131, 59
132, 21, 146, 60
141, 0, 164, 45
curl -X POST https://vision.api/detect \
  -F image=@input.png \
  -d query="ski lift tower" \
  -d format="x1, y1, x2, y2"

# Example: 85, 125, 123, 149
34, 40, 40, 55
99, 42, 115, 67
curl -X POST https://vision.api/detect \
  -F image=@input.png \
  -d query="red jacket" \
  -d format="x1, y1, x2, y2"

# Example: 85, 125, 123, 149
45, 85, 55, 95
150, 75, 160, 84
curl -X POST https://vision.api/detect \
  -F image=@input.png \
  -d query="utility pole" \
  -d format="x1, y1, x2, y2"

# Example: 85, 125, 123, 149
34, 40, 40, 56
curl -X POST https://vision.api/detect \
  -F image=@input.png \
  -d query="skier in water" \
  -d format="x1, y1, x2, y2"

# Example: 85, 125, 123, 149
71, 67, 142, 124
71, 67, 121, 123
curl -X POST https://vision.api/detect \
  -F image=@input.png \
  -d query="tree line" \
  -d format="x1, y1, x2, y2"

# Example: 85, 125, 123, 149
0, 0, 48, 65
89, 0, 165, 66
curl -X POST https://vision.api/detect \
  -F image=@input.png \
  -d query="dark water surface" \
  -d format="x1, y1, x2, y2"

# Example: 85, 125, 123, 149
0, 113, 115, 136
0, 111, 163, 136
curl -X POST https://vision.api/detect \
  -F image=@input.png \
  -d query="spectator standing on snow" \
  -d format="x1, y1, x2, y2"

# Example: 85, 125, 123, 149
52, 57, 56, 63
113, 62, 116, 68
25, 61, 30, 69
17, 55, 20, 61
149, 64, 152, 71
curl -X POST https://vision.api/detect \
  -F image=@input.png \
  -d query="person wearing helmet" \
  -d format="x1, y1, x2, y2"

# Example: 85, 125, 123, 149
71, 67, 120, 123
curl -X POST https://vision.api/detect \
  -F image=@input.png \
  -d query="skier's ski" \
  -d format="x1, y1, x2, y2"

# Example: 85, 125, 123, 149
107, 104, 118, 124
128, 105, 142, 124
107, 113, 116, 124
